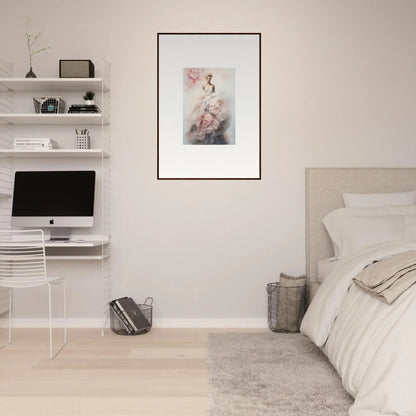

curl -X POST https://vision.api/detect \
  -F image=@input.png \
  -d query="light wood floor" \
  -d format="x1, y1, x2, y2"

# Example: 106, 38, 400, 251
0, 328, 265, 416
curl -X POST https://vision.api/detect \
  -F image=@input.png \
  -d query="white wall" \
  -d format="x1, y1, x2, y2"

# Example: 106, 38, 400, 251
1, 0, 416, 325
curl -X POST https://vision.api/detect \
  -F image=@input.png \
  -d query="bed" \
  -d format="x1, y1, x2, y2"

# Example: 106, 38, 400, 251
301, 167, 416, 416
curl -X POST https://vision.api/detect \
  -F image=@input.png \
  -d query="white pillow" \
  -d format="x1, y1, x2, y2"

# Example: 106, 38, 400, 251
333, 216, 404, 257
322, 207, 416, 255
317, 257, 338, 283
343, 190, 416, 208
322, 207, 388, 255
387, 205, 416, 216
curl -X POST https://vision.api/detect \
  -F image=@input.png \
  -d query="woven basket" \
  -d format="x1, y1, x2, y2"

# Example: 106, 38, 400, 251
267, 273, 306, 333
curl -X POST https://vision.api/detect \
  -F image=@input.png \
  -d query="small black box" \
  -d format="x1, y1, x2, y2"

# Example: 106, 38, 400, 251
59, 60, 95, 78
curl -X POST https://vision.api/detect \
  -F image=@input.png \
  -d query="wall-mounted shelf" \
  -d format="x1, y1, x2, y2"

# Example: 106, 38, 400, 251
46, 254, 110, 261
45, 240, 109, 248
0, 149, 110, 158
0, 240, 109, 248
0, 113, 105, 125
0, 78, 108, 92
0, 59, 112, 334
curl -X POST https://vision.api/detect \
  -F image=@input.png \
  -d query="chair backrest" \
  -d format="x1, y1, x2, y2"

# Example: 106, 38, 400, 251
0, 230, 47, 285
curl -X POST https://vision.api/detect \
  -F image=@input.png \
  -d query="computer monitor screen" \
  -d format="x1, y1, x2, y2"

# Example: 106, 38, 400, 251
12, 171, 96, 228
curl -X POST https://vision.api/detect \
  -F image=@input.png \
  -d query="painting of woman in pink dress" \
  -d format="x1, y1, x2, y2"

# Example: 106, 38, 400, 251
183, 68, 235, 145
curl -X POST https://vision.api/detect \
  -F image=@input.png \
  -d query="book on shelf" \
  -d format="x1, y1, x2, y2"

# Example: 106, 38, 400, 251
109, 300, 134, 334
14, 138, 57, 143
112, 297, 150, 334
13, 138, 58, 150
14, 145, 55, 150
68, 104, 100, 113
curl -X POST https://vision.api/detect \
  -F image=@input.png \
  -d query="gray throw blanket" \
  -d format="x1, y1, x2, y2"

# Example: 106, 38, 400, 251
353, 250, 416, 304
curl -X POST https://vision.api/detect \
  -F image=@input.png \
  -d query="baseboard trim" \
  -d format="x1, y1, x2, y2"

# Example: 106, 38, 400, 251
153, 319, 268, 328
1, 318, 267, 329
0, 318, 103, 328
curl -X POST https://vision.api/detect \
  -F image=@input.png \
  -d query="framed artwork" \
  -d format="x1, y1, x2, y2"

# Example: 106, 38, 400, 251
157, 33, 261, 180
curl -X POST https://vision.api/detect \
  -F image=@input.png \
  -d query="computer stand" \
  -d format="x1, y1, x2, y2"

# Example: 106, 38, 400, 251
49, 228, 71, 241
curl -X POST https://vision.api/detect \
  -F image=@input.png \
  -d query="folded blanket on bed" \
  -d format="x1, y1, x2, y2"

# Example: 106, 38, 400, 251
353, 250, 416, 303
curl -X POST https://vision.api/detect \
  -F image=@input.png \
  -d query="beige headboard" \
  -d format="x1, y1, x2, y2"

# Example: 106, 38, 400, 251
306, 167, 416, 301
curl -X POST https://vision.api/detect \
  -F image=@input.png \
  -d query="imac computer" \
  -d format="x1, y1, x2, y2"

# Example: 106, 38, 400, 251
12, 171, 96, 240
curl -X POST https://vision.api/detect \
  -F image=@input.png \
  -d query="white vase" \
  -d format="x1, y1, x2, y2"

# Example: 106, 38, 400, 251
84, 100, 94, 105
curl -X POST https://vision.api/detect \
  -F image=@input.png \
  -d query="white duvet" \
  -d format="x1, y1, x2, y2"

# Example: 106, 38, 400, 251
301, 240, 416, 416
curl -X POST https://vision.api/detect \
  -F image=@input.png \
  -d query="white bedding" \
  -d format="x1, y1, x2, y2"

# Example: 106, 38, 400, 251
301, 240, 416, 416
317, 256, 338, 283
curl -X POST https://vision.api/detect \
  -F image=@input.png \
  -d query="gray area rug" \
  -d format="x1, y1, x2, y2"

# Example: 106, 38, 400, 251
208, 333, 353, 416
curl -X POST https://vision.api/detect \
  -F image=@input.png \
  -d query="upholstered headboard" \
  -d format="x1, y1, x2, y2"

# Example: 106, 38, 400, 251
305, 167, 416, 301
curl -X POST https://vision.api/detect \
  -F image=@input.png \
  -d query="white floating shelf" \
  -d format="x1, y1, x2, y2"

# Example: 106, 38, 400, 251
0, 149, 110, 158
46, 254, 110, 261
45, 241, 108, 247
0, 240, 108, 248
0, 113, 105, 125
0, 78, 109, 92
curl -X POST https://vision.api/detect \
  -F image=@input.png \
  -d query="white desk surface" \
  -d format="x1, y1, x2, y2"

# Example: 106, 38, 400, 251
45, 240, 107, 248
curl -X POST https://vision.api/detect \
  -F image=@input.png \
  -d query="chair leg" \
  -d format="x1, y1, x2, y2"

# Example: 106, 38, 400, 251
47, 282, 67, 360
48, 283, 53, 359
63, 283, 67, 344
8, 287, 12, 344
0, 288, 12, 349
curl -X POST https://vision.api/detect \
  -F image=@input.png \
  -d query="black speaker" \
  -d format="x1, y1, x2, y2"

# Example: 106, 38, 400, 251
59, 60, 95, 78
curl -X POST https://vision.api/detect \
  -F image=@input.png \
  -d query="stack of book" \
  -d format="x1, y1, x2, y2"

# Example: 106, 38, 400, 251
13, 138, 58, 151
110, 297, 151, 335
68, 104, 100, 113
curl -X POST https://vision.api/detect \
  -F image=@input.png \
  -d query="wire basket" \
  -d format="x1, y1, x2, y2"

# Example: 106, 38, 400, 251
267, 274, 306, 333
110, 297, 153, 336
33, 96, 66, 114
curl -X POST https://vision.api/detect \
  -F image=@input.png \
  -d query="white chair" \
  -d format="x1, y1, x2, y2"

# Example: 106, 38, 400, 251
0, 229, 66, 359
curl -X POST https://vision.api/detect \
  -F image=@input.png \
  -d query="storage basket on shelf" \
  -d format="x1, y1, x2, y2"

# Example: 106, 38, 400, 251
33, 96, 66, 114
110, 297, 153, 335
267, 273, 306, 333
